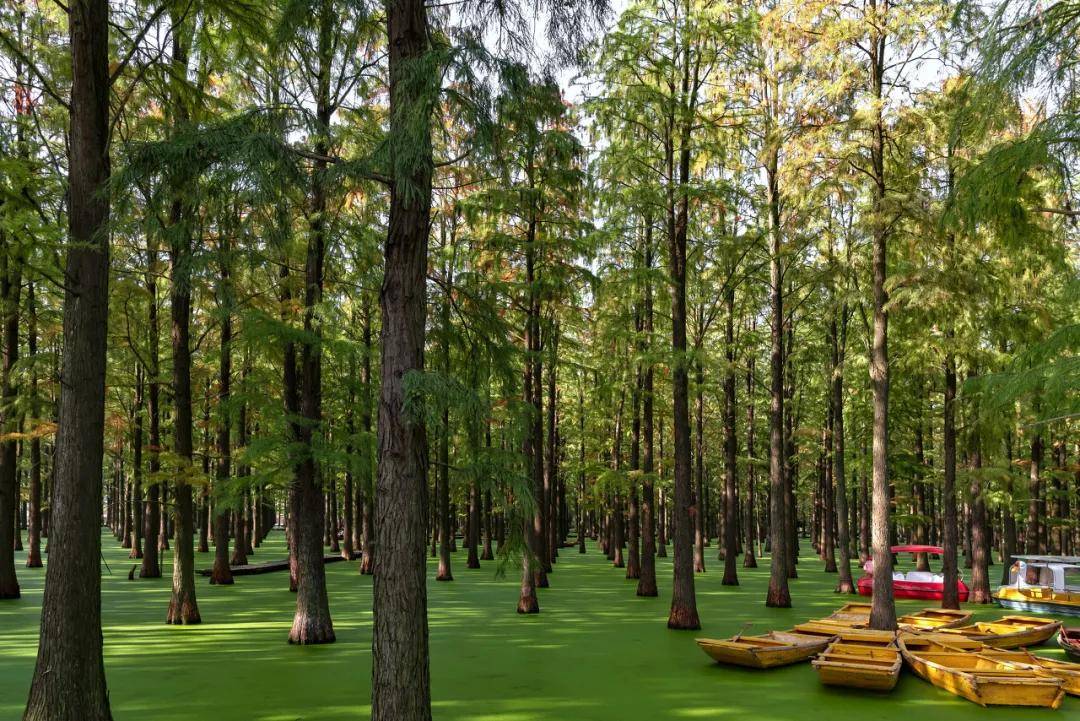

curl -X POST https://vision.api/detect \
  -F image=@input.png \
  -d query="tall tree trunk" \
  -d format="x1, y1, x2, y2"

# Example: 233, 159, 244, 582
165, 9, 200, 626
831, 308, 854, 593
23, 1, 113, 713
666, 56, 700, 629
359, 303, 375, 575
969, 428, 990, 603
289, 3, 336, 642
128, 365, 143, 559
545, 323, 559, 570
25, 281, 43, 568
743, 348, 758, 569
210, 236, 234, 585
140, 237, 162, 578
1000, 428, 1017, 585
371, 0, 434, 715
637, 228, 658, 595
867, 24, 896, 631
721, 285, 738, 586
764, 149, 790, 608
627, 337, 642, 581
1026, 427, 1042, 554
0, 232, 22, 599
693, 357, 705, 574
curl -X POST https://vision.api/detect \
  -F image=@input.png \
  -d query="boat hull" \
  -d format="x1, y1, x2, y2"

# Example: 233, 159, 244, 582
858, 576, 970, 601
899, 643, 1065, 708
1059, 629, 1080, 662
936, 616, 1061, 649
697, 632, 833, 669
995, 594, 1080, 618
813, 638, 901, 691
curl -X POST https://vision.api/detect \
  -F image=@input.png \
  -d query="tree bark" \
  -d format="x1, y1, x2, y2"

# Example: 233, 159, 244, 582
25, 281, 43, 568
23, 1, 113, 714
289, 4, 336, 641
0, 232, 22, 598
210, 236, 233, 586
140, 236, 162, 578
742, 349, 757, 569
765, 148, 790, 608
637, 227, 658, 595
666, 55, 700, 628
867, 21, 895, 630
371, 0, 434, 716
830, 308, 854, 593
721, 284, 738, 586
164, 9, 200, 625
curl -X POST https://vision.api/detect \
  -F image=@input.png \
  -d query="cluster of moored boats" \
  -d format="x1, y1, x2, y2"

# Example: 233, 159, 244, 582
697, 603, 1080, 709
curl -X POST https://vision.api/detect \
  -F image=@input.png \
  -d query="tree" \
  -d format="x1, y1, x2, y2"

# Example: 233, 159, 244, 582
23, 0, 113, 716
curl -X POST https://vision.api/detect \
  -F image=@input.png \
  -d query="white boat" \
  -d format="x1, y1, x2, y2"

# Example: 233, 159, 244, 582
994, 555, 1080, 617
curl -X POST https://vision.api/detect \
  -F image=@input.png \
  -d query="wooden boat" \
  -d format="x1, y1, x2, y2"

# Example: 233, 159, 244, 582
897, 608, 972, 631
1058, 627, 1080, 661
995, 556, 1080, 617
934, 615, 1061, 649
904, 633, 1080, 696
812, 630, 901, 691
696, 629, 835, 669
977, 649, 1080, 696
823, 602, 873, 625
814, 604, 971, 631
898, 635, 1066, 708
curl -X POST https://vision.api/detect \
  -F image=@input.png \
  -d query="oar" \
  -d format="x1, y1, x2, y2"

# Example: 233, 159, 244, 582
733, 622, 753, 642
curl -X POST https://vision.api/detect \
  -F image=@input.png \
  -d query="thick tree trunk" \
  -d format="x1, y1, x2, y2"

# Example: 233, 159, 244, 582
164, 11, 200, 625
23, 2, 113, 714
969, 438, 991, 603
371, 0, 433, 716
867, 31, 896, 631
289, 16, 336, 641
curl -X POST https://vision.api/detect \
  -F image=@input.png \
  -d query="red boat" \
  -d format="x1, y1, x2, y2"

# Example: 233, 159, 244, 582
857, 545, 970, 602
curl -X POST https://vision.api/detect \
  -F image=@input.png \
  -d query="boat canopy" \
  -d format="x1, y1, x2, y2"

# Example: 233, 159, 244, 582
1012, 555, 1080, 565
891, 545, 943, 555
1006, 559, 1080, 592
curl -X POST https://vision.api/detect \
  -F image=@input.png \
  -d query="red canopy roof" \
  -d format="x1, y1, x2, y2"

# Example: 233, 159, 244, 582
891, 545, 943, 554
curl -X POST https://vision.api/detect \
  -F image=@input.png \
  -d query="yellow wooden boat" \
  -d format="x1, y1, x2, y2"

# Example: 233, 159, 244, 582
934, 615, 1062, 649
812, 629, 901, 691
816, 604, 971, 631
697, 629, 835, 669
903, 632, 1080, 696
898, 635, 1066, 708
978, 650, 1080, 696
824, 602, 874, 625
897, 608, 972, 631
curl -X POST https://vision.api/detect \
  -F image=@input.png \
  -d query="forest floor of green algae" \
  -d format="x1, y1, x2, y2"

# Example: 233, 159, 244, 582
1, 530, 1075, 720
